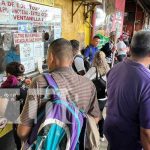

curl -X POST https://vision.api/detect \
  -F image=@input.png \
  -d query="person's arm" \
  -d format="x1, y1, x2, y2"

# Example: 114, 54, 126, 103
139, 87, 150, 149
140, 128, 150, 150
84, 47, 90, 58
0, 98, 9, 117
17, 125, 32, 141
84, 67, 96, 80
17, 78, 39, 141
88, 83, 101, 124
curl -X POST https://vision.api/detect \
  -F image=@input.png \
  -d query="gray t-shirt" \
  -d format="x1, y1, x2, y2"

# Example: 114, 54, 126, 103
74, 55, 85, 72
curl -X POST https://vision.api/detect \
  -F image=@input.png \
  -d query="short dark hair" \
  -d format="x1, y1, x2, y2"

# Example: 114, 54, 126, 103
70, 40, 79, 56
131, 31, 150, 58
93, 35, 100, 39
6, 62, 25, 76
49, 38, 73, 61
44, 32, 49, 41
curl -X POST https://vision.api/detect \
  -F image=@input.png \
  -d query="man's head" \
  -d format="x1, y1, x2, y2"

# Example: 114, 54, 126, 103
47, 38, 73, 71
130, 31, 150, 59
91, 35, 100, 47
70, 40, 80, 57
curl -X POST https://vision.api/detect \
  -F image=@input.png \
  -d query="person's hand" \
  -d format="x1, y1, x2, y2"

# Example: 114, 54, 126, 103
112, 45, 117, 52
25, 78, 32, 85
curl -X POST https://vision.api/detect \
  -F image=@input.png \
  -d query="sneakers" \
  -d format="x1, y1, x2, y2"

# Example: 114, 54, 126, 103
100, 137, 105, 142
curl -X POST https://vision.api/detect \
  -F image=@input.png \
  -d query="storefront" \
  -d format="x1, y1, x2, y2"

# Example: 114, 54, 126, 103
0, 1, 62, 148
0, 0, 62, 80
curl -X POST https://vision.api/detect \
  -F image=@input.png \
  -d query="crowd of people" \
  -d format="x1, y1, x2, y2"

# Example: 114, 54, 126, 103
0, 30, 150, 150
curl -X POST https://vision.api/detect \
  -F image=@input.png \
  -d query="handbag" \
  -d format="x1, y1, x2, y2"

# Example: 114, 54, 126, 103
92, 67, 106, 99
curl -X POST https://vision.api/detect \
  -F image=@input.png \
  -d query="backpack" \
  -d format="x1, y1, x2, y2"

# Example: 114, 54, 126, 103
22, 73, 84, 150
72, 55, 91, 73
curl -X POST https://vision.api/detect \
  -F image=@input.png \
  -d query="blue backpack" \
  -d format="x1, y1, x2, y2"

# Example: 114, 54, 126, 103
22, 73, 84, 150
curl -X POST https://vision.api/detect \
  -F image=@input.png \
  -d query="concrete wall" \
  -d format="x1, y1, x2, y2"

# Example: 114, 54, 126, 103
55, 0, 91, 47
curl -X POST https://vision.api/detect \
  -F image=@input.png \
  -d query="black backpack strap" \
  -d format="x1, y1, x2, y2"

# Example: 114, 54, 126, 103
89, 47, 93, 58
74, 55, 83, 60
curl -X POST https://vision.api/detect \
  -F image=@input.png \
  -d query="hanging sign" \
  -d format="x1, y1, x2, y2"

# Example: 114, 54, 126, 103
13, 33, 43, 45
0, 0, 60, 26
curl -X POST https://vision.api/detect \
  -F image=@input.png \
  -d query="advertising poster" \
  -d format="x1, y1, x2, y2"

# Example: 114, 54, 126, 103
0, 0, 62, 74
19, 43, 35, 73
19, 43, 34, 60
112, 0, 126, 37
21, 58, 35, 74
0, 0, 61, 26
13, 33, 43, 45
105, 0, 125, 37
34, 42, 44, 62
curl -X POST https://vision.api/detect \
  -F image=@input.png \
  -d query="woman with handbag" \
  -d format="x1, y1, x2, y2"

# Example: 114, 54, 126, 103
84, 51, 110, 141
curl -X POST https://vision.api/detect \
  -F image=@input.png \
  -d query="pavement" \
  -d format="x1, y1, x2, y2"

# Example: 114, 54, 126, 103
100, 139, 108, 150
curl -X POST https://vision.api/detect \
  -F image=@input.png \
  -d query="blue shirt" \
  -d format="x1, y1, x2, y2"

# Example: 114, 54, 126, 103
104, 59, 150, 150
5, 50, 20, 65
84, 45, 98, 64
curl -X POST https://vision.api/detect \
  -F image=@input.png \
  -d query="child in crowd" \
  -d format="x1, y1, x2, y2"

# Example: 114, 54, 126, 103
1, 62, 31, 150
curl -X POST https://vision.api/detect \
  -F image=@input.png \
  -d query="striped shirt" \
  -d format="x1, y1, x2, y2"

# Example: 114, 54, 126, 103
20, 67, 100, 126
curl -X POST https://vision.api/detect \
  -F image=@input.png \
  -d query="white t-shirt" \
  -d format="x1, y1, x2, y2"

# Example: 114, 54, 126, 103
117, 41, 127, 55
74, 56, 85, 72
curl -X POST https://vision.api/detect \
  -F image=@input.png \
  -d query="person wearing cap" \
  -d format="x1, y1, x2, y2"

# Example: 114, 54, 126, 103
116, 35, 129, 62
104, 31, 150, 150
4, 44, 20, 66
101, 31, 117, 66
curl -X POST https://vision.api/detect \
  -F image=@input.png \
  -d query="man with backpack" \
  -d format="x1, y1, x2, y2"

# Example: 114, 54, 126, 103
17, 38, 100, 149
71, 39, 86, 75
84, 35, 100, 64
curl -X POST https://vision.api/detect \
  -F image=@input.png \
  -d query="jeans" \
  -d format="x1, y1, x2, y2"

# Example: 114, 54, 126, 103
98, 100, 107, 138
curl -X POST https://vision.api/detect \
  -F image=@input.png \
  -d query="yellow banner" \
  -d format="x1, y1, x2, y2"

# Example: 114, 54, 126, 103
24, 0, 54, 6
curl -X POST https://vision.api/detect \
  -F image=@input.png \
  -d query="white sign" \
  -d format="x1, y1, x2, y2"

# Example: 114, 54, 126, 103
14, 33, 43, 45
22, 58, 35, 74
20, 43, 34, 59
20, 43, 35, 73
0, 0, 61, 26
34, 42, 44, 62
